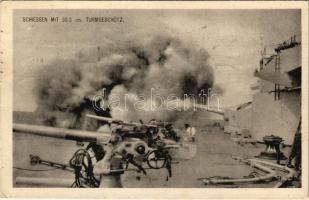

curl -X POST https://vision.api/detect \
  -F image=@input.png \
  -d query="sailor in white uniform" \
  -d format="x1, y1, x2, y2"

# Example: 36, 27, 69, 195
185, 123, 196, 142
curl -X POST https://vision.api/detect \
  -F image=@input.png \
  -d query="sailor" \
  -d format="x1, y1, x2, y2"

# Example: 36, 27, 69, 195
185, 123, 196, 142
166, 124, 180, 142
93, 143, 124, 188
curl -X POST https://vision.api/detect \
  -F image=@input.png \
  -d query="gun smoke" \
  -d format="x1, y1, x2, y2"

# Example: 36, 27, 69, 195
34, 33, 216, 129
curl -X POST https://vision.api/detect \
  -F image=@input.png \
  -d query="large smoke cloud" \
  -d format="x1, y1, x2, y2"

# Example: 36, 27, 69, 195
34, 33, 215, 129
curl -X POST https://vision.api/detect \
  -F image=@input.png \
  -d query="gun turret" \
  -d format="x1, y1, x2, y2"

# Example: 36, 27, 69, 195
13, 121, 189, 188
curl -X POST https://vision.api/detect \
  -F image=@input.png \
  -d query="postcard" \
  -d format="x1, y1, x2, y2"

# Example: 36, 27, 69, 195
0, 1, 308, 199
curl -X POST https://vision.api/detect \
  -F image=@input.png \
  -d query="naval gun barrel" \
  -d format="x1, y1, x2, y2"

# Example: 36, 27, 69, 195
194, 104, 224, 115
86, 114, 156, 127
13, 123, 111, 144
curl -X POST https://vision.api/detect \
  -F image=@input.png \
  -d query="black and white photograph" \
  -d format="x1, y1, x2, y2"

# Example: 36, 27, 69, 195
0, 1, 308, 198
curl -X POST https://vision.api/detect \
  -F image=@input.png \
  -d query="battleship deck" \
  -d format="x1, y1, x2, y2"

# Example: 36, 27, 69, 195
13, 114, 292, 188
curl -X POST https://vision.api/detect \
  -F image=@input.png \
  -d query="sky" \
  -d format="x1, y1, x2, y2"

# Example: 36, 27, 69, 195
13, 9, 301, 112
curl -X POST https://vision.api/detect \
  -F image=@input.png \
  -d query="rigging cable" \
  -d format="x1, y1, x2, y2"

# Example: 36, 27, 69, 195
13, 166, 59, 172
